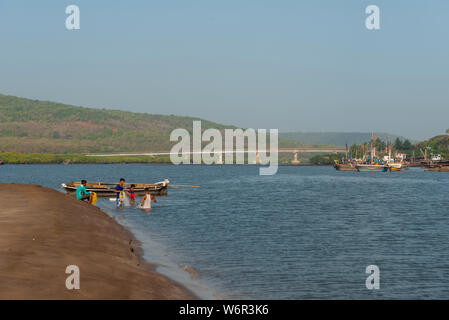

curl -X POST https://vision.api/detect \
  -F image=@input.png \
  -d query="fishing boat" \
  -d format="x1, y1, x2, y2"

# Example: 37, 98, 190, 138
422, 159, 449, 169
383, 144, 408, 172
60, 180, 169, 197
333, 143, 357, 171
355, 164, 388, 172
333, 160, 356, 171
387, 162, 408, 171
426, 166, 449, 172
356, 133, 388, 172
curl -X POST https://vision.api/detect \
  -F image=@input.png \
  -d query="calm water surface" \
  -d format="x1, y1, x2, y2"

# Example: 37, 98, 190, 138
1, 164, 448, 299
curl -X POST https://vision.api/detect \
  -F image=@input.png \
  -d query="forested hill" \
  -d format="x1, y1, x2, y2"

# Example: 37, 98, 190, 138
0, 94, 307, 154
418, 134, 449, 157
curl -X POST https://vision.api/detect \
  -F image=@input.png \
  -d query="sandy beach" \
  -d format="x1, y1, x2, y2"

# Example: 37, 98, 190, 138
0, 183, 195, 299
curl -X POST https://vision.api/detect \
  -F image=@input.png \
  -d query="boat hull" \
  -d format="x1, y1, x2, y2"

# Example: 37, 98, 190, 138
61, 182, 169, 197
334, 164, 356, 171
388, 164, 408, 171
425, 166, 449, 172
356, 165, 388, 172
389, 166, 408, 172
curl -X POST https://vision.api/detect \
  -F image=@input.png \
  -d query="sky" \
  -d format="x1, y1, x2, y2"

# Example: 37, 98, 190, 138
0, 0, 448, 140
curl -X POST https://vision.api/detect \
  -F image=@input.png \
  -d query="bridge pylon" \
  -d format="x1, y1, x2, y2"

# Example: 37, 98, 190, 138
217, 153, 223, 165
291, 152, 300, 165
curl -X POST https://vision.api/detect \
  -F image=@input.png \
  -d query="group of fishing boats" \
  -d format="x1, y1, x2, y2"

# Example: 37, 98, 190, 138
333, 134, 408, 172
334, 159, 408, 172
334, 152, 449, 173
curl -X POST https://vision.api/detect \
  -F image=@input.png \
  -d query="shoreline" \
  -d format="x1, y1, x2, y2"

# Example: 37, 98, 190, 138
0, 183, 196, 299
0, 162, 332, 166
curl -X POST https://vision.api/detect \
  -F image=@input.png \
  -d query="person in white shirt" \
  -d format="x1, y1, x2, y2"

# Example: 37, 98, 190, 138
139, 188, 157, 209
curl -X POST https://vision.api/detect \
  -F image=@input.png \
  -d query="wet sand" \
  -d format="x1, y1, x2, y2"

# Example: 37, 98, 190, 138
0, 183, 195, 299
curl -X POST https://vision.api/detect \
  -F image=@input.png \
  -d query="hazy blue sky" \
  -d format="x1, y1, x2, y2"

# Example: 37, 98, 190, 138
1, 0, 448, 140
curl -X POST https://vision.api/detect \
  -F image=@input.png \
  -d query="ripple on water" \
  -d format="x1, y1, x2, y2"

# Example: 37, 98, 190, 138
1, 164, 448, 299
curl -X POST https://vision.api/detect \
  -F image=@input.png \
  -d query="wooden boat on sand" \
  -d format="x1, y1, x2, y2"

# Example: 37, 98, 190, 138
61, 180, 169, 197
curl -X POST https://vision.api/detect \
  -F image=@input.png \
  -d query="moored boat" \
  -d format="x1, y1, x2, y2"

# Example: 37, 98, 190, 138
355, 164, 388, 172
333, 143, 356, 171
425, 166, 449, 172
61, 180, 169, 197
422, 159, 449, 169
333, 161, 356, 171
387, 162, 408, 171
355, 133, 388, 172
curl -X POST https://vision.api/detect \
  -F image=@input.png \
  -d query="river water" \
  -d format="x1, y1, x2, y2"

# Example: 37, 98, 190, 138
1, 164, 448, 299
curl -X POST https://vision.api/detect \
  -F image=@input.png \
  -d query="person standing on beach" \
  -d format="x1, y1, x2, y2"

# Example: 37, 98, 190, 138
76, 180, 93, 204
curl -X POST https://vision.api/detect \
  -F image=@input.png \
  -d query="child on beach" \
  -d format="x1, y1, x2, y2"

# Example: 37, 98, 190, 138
139, 188, 157, 210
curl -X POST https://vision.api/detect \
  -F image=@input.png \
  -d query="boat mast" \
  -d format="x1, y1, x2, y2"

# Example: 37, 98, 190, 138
345, 142, 348, 162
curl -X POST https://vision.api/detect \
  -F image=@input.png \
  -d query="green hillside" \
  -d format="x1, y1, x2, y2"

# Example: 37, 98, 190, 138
0, 94, 308, 154
280, 132, 406, 147
417, 134, 449, 157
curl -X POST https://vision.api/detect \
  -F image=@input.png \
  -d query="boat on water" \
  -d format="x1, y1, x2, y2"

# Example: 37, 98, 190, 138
61, 180, 169, 197
333, 160, 356, 171
422, 159, 449, 169
355, 164, 388, 172
355, 133, 388, 172
387, 162, 408, 171
425, 165, 449, 172
333, 144, 357, 171
382, 144, 408, 172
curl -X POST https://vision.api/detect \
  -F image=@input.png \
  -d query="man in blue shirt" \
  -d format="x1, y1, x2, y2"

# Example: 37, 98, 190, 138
76, 180, 92, 203
114, 178, 127, 206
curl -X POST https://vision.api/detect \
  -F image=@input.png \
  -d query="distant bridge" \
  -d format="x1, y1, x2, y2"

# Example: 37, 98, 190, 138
87, 148, 346, 164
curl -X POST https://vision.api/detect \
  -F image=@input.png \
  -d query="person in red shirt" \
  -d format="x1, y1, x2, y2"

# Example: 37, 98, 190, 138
128, 184, 136, 203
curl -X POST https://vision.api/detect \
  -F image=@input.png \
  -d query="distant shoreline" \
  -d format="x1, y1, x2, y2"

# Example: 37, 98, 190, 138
0, 183, 196, 299
0, 151, 335, 166
0, 152, 172, 165
0, 162, 330, 166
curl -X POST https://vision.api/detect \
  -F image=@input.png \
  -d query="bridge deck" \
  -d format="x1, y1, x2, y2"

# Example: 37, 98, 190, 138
87, 149, 346, 157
